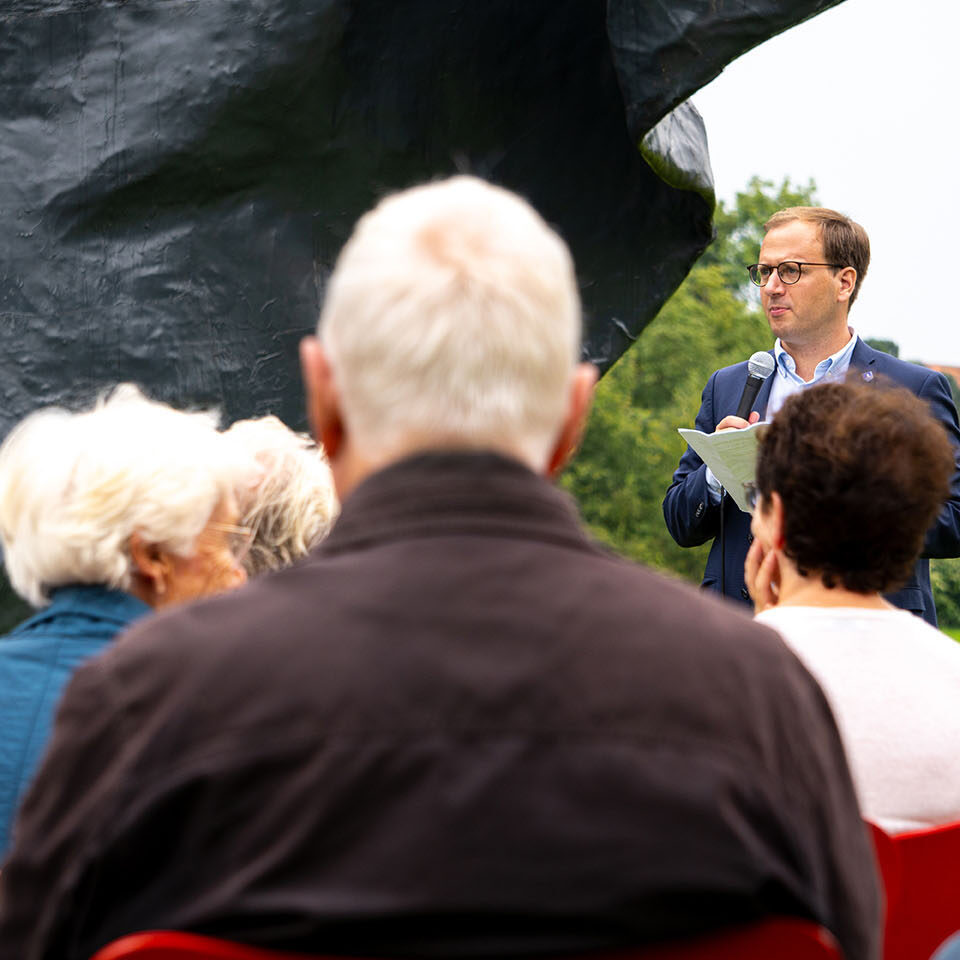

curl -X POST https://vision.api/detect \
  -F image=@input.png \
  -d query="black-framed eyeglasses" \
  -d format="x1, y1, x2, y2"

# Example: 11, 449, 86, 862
746, 261, 845, 286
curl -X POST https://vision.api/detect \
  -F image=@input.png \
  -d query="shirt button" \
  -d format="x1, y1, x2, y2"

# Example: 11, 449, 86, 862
741, 587, 750, 600
695, 502, 705, 519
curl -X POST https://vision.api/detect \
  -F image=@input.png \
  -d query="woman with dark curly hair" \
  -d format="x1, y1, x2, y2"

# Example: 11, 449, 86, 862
747, 379, 960, 832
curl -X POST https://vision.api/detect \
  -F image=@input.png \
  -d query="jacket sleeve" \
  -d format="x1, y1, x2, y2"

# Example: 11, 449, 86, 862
919, 369, 960, 558
662, 370, 722, 548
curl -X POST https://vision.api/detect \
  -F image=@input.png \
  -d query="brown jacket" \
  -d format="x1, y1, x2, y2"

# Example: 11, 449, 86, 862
0, 452, 879, 960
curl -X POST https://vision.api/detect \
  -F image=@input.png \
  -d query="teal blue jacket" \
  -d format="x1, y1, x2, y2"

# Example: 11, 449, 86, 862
0, 585, 149, 856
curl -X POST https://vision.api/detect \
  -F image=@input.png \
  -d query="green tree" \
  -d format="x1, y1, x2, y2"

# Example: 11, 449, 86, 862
932, 559, 960, 629
699, 176, 818, 290
562, 176, 817, 582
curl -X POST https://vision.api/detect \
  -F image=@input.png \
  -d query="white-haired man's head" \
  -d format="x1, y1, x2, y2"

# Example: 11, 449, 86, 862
308, 176, 592, 483
0, 384, 255, 608
224, 416, 337, 576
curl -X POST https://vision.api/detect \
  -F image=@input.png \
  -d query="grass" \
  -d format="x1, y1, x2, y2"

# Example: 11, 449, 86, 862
943, 627, 960, 643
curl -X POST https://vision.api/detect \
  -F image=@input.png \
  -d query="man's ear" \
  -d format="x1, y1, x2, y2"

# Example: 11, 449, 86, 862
300, 336, 344, 459
546, 362, 598, 478
836, 266, 857, 304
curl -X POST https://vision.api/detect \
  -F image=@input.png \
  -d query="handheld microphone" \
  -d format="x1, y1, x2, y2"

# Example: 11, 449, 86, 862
735, 351, 776, 420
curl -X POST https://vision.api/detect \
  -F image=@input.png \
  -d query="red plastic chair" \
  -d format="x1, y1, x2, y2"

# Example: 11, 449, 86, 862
90, 931, 316, 959
90, 919, 842, 960
869, 819, 960, 960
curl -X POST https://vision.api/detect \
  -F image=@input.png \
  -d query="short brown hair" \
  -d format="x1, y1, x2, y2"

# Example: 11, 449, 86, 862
755, 381, 954, 594
765, 207, 870, 307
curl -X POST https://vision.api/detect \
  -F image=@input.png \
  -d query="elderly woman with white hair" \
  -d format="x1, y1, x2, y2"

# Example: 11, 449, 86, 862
224, 415, 337, 576
0, 384, 256, 855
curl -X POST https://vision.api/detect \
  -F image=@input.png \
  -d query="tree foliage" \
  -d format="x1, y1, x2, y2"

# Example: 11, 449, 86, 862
562, 176, 816, 582
931, 559, 960, 629
699, 176, 821, 290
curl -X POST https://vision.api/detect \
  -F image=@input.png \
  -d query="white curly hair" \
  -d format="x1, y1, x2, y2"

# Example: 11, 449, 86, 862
224, 416, 337, 575
0, 384, 255, 607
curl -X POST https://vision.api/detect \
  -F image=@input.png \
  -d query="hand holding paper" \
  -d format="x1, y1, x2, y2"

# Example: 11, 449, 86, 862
677, 420, 769, 513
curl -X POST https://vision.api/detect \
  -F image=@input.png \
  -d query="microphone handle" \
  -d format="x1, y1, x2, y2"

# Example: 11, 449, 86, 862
734, 373, 764, 420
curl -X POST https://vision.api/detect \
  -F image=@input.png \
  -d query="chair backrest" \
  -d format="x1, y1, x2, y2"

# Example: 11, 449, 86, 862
90, 930, 315, 959
869, 819, 960, 960
620, 918, 843, 959
90, 919, 842, 960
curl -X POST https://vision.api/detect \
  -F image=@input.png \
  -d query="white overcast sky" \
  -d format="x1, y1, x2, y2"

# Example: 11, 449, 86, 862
692, 0, 957, 365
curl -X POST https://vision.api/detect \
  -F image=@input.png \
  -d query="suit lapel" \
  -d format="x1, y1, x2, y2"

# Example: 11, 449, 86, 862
849, 338, 880, 384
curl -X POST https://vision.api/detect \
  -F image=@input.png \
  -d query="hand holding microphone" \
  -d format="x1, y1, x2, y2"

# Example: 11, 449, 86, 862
713, 351, 776, 596
717, 351, 776, 431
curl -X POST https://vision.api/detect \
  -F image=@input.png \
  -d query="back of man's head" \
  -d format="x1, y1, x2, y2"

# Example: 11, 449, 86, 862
319, 176, 582, 471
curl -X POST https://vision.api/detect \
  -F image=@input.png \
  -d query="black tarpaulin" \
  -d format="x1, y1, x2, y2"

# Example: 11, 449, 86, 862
0, 0, 846, 625
0, 0, 844, 436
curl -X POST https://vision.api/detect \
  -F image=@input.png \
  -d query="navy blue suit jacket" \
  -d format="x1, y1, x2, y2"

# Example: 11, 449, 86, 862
662, 340, 960, 626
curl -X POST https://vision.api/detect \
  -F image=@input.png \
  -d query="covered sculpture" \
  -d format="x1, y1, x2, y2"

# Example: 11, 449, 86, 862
0, 0, 844, 625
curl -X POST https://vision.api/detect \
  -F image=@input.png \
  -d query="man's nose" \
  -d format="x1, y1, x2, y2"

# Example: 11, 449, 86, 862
763, 269, 785, 293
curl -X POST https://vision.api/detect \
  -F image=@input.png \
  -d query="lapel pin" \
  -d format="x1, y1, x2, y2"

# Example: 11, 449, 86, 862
862, 370, 874, 382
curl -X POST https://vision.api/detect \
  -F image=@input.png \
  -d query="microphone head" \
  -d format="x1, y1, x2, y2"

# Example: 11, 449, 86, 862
747, 351, 776, 380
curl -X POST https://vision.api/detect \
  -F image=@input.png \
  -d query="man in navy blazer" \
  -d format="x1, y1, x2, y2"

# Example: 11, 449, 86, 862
663, 206, 960, 625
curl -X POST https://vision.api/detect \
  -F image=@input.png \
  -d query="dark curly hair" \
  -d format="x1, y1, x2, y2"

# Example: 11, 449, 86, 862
755, 380, 954, 594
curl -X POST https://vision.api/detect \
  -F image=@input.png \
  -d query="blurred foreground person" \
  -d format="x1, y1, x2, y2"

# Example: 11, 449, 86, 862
0, 385, 254, 856
748, 381, 960, 833
224, 416, 336, 575
0, 178, 879, 960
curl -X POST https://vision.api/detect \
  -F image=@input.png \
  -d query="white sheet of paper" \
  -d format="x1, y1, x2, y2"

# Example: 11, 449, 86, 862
678, 421, 770, 513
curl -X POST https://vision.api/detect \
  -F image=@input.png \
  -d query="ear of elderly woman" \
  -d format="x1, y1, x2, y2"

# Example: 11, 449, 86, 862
0, 385, 257, 855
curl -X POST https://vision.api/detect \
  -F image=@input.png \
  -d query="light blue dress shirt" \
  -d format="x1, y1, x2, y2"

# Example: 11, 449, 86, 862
765, 329, 859, 417
705, 330, 859, 498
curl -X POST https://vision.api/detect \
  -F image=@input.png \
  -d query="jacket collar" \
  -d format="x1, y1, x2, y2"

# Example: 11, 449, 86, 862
759, 335, 878, 416
318, 450, 592, 556
850, 337, 881, 370
13, 584, 151, 633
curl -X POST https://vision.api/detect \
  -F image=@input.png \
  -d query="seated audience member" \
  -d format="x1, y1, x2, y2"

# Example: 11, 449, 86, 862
0, 384, 255, 855
0, 178, 879, 960
747, 380, 960, 832
224, 416, 337, 575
